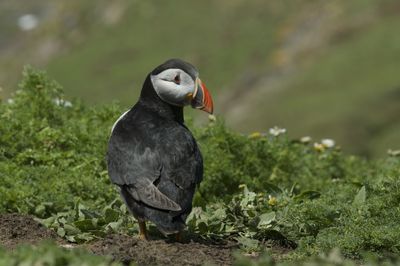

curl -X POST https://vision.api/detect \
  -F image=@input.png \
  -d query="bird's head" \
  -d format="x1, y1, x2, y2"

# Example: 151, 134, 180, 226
149, 59, 213, 114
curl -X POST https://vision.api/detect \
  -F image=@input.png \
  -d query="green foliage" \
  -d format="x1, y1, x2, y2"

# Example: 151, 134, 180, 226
233, 248, 400, 266
0, 66, 120, 215
35, 199, 134, 243
194, 121, 349, 202
0, 242, 123, 266
187, 171, 400, 258
1, 68, 400, 264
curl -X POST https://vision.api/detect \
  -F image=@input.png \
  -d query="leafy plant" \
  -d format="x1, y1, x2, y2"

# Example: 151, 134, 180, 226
233, 248, 400, 266
35, 199, 134, 243
0, 242, 124, 266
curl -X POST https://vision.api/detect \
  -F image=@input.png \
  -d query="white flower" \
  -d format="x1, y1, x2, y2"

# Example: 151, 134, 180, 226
388, 149, 400, 157
300, 136, 312, 143
208, 114, 216, 122
7, 99, 14, 104
60, 244, 75, 249
269, 126, 286, 136
321, 139, 335, 148
54, 98, 72, 107
18, 14, 39, 31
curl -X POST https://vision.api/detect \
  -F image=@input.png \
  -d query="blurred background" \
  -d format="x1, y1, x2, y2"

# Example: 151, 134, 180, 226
0, 0, 399, 158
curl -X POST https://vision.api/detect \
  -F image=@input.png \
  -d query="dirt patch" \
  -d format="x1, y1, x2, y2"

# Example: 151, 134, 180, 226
0, 213, 235, 265
0, 214, 293, 265
0, 213, 62, 249
88, 234, 235, 266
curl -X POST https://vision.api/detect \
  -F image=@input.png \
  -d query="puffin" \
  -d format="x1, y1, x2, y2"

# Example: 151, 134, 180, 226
107, 59, 213, 240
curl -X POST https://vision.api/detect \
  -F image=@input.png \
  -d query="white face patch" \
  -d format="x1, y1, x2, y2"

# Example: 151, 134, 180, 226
150, 68, 195, 107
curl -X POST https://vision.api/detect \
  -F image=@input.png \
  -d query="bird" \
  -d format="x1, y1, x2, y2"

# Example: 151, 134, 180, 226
107, 59, 213, 241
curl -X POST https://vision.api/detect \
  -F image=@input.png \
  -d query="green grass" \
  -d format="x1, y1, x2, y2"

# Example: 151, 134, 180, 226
1, 68, 400, 265
238, 14, 400, 156
46, 0, 284, 106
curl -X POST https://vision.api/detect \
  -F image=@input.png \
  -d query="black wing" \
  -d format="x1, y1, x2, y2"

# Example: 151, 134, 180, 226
107, 127, 181, 211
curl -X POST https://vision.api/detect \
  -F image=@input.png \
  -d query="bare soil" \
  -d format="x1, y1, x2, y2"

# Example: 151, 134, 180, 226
0, 213, 235, 265
0, 213, 63, 249
89, 234, 235, 266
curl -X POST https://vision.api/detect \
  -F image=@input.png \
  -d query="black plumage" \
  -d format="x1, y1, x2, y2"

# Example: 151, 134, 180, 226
107, 59, 207, 236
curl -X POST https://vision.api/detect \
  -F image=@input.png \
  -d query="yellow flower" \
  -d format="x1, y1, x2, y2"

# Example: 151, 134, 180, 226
313, 142, 325, 152
268, 195, 277, 206
249, 132, 262, 139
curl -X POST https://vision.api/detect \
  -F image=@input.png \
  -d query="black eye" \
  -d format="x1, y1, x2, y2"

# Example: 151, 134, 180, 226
173, 74, 181, 85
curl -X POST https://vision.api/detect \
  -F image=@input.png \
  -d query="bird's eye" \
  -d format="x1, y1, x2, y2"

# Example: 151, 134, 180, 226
173, 74, 181, 85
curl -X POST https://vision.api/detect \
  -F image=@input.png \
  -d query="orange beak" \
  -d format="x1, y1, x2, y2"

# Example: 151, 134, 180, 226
191, 78, 214, 114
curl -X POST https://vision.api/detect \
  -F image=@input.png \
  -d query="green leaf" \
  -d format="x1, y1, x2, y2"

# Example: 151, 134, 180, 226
90, 230, 107, 237
106, 221, 122, 232
66, 235, 76, 242
263, 229, 287, 241
263, 182, 283, 196
34, 216, 55, 227
34, 204, 46, 216
57, 227, 65, 237
74, 219, 97, 231
294, 190, 321, 201
236, 236, 260, 251
103, 198, 121, 211
104, 207, 119, 223
240, 191, 256, 208
80, 208, 100, 219
353, 186, 366, 206
197, 221, 208, 234
63, 224, 81, 235
210, 207, 226, 220
74, 233, 95, 243
258, 211, 276, 228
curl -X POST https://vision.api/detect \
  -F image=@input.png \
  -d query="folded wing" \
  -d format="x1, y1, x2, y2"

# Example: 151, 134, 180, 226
108, 138, 181, 211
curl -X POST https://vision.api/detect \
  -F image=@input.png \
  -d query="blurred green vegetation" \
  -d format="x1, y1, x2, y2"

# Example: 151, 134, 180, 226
1, 68, 400, 264
0, 243, 122, 266
1, 0, 400, 157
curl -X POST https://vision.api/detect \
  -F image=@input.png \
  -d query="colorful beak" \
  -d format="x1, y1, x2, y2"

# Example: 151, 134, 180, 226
191, 78, 214, 114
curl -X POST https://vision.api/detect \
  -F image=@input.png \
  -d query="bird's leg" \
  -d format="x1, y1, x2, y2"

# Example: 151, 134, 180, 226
138, 220, 148, 240
175, 231, 183, 242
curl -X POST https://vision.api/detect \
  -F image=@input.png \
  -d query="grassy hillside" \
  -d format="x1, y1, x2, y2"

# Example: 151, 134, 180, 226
232, 13, 400, 157
1, 68, 400, 265
1, 0, 400, 157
